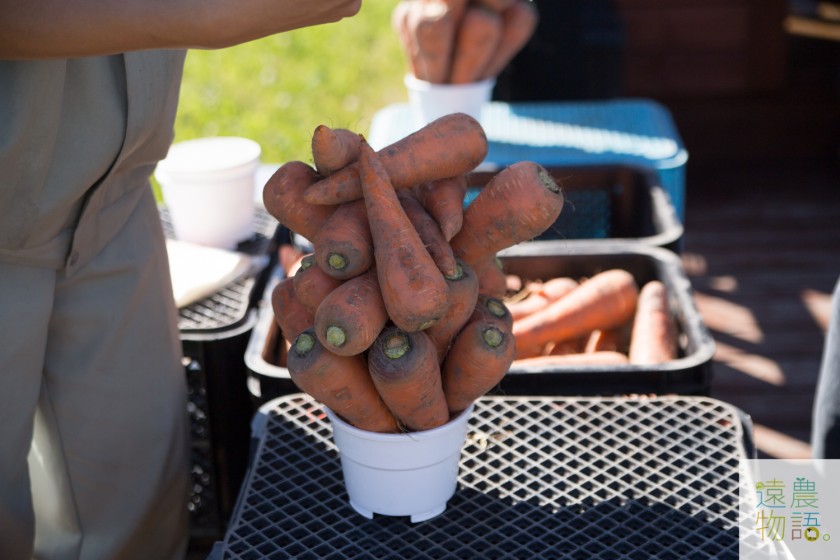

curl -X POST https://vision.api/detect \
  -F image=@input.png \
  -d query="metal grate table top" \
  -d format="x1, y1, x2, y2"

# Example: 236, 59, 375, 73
216, 394, 773, 560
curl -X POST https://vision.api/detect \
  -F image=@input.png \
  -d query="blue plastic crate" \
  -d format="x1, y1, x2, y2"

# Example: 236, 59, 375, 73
367, 99, 689, 219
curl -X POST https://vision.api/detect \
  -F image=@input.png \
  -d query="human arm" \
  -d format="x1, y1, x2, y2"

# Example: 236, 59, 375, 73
0, 0, 362, 59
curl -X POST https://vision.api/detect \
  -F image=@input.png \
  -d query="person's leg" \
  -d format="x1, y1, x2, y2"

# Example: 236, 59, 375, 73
0, 263, 56, 560
812, 276, 840, 459
31, 189, 190, 560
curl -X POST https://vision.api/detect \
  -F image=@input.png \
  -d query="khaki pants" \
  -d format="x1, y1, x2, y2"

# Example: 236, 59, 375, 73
0, 189, 189, 559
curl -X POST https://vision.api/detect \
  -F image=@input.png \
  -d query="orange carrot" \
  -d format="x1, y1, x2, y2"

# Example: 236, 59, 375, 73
506, 276, 579, 321
398, 190, 458, 277
312, 199, 374, 280
313, 268, 389, 357
470, 293, 514, 332
471, 254, 508, 299
448, 5, 503, 84
278, 243, 307, 277
585, 323, 631, 354
270, 276, 315, 344
262, 161, 335, 241
424, 259, 481, 360
368, 325, 450, 431
287, 328, 400, 433
512, 269, 639, 358
480, 0, 540, 80
512, 351, 630, 369
292, 254, 343, 315
303, 113, 488, 206
441, 313, 515, 414
628, 280, 679, 364
449, 161, 564, 266
412, 174, 468, 241
311, 125, 362, 177
404, 0, 457, 84
358, 139, 451, 332
545, 337, 587, 356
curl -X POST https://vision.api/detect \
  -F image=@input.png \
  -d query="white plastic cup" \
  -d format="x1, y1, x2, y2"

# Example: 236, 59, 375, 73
404, 74, 495, 128
156, 137, 261, 250
324, 404, 474, 523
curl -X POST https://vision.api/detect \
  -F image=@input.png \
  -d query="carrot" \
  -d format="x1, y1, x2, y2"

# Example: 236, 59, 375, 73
358, 139, 451, 332
303, 113, 488, 206
512, 351, 630, 369
287, 328, 400, 433
311, 125, 362, 177
262, 161, 335, 241
471, 254, 508, 299
506, 276, 579, 321
449, 161, 564, 266
512, 269, 639, 358
313, 268, 389, 357
412, 174, 468, 241
441, 313, 515, 414
292, 254, 343, 315
398, 190, 458, 278
628, 280, 679, 364
470, 293, 513, 331
312, 199, 374, 280
270, 276, 315, 344
585, 323, 632, 354
404, 0, 457, 84
448, 5, 503, 84
278, 243, 307, 277
368, 325, 450, 431
424, 259, 481, 360
479, 0, 540, 80
545, 337, 587, 356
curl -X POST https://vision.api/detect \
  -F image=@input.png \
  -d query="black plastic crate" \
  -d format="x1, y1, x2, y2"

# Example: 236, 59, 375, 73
466, 163, 684, 252
160, 205, 280, 545
495, 242, 715, 396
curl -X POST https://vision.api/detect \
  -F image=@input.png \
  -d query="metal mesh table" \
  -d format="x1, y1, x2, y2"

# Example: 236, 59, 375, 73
214, 394, 766, 559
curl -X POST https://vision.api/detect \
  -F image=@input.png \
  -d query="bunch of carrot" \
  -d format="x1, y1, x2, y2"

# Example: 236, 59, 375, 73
261, 112, 564, 433
393, 0, 539, 84
504, 270, 681, 367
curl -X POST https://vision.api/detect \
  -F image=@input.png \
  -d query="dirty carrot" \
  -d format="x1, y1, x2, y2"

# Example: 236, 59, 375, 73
262, 160, 335, 241
448, 4, 503, 84
404, 0, 457, 84
358, 139, 450, 332
412, 174, 468, 241
313, 268, 389, 357
471, 254, 508, 299
511, 351, 630, 369
480, 0, 540, 80
278, 243, 307, 277
398, 190, 458, 277
628, 280, 679, 364
287, 328, 400, 433
449, 161, 564, 266
311, 125, 362, 177
506, 276, 579, 321
270, 276, 315, 344
441, 313, 515, 414
585, 323, 632, 354
292, 254, 343, 315
470, 293, 514, 331
512, 269, 639, 358
368, 325, 450, 431
312, 198, 374, 280
303, 113, 488, 206
424, 259, 481, 360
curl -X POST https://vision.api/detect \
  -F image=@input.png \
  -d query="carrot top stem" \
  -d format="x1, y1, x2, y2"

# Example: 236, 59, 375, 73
445, 262, 464, 281
294, 331, 316, 355
383, 331, 410, 359
325, 326, 347, 348
482, 326, 503, 347
327, 253, 347, 271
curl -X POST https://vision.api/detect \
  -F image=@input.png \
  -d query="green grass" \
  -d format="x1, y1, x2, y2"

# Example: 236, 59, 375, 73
172, 2, 405, 167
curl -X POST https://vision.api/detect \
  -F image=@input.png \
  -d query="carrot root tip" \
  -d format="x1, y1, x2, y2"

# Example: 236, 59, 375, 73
325, 326, 347, 348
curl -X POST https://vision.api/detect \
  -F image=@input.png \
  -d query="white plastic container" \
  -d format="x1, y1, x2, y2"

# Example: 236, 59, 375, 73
404, 74, 495, 128
156, 137, 261, 250
324, 404, 474, 523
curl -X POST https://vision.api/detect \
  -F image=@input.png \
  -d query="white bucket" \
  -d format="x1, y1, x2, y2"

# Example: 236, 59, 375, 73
156, 137, 261, 250
404, 74, 495, 128
325, 404, 474, 523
